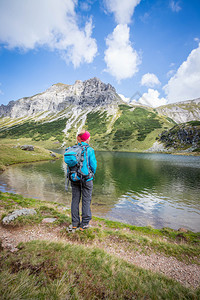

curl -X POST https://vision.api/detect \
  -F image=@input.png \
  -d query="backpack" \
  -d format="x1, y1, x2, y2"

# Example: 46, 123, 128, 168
64, 144, 93, 190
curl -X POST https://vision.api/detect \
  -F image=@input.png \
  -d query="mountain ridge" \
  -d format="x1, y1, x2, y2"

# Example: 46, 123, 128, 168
0, 77, 199, 153
156, 98, 200, 124
0, 77, 123, 119
0, 77, 200, 124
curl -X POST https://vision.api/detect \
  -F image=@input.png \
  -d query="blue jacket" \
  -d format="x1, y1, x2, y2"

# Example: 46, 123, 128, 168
71, 142, 97, 182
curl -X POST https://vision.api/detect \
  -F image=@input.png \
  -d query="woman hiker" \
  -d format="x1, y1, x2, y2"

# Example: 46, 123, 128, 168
66, 130, 97, 232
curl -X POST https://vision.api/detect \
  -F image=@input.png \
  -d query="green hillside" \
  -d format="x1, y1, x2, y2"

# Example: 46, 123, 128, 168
0, 118, 67, 142
84, 106, 174, 151
0, 144, 60, 171
158, 121, 200, 152
0, 105, 175, 151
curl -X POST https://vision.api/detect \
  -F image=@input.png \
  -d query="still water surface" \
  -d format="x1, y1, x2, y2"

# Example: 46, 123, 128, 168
0, 151, 200, 232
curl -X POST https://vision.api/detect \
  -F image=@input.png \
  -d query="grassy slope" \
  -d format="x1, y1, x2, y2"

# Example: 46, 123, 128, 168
0, 144, 61, 171
0, 192, 200, 299
158, 121, 200, 152
0, 105, 175, 151
157, 100, 200, 116
85, 106, 174, 151
0, 118, 67, 143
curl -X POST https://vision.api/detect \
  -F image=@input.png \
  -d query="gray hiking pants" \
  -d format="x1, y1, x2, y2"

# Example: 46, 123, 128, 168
71, 180, 93, 227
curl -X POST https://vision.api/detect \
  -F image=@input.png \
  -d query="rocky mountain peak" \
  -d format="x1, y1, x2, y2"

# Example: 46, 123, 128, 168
83, 77, 115, 94
0, 78, 121, 119
156, 98, 200, 124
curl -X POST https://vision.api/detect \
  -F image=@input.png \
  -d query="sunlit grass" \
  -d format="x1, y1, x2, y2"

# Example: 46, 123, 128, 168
1, 192, 199, 264
0, 144, 61, 171
0, 240, 199, 299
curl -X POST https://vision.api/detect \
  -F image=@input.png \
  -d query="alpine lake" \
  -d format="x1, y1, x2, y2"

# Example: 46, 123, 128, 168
0, 150, 200, 232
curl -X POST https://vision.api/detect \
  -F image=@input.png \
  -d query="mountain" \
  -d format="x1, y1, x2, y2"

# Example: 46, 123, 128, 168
157, 121, 200, 153
0, 77, 122, 119
0, 77, 199, 152
156, 98, 200, 124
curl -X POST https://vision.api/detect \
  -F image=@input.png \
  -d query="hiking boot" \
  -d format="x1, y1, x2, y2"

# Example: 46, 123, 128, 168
80, 224, 91, 231
66, 224, 79, 233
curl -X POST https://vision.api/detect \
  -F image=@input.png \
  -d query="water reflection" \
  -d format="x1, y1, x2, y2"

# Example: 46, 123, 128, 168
0, 151, 200, 231
0, 160, 71, 206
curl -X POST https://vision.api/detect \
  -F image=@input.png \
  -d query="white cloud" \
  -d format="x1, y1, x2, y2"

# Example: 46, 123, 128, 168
164, 43, 200, 103
140, 12, 150, 23
0, 0, 97, 67
118, 94, 130, 103
104, 24, 141, 81
194, 37, 200, 43
104, 0, 141, 24
170, 1, 181, 12
0, 83, 3, 95
141, 73, 160, 87
166, 69, 176, 78
103, 0, 141, 81
138, 89, 167, 108
80, 1, 92, 11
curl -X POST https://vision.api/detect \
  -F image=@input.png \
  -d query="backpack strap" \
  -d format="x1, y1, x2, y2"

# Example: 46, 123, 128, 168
77, 144, 90, 177
85, 145, 94, 179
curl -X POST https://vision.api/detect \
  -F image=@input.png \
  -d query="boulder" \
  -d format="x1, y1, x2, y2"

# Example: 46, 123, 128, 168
42, 218, 57, 223
178, 227, 188, 233
20, 145, 34, 151
2, 208, 37, 225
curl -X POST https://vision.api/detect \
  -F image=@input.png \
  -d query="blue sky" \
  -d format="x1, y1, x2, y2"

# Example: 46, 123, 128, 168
0, 0, 200, 107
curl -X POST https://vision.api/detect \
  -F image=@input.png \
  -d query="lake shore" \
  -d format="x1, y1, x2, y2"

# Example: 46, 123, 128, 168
0, 191, 200, 298
1, 137, 199, 163
0, 144, 62, 171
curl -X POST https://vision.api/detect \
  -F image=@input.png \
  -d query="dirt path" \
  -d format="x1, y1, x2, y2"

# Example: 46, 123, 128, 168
0, 224, 200, 289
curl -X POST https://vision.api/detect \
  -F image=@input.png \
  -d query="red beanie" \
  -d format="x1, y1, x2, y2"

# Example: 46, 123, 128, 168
79, 131, 90, 141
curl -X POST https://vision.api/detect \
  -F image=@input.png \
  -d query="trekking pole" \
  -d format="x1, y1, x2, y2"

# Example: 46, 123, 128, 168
65, 168, 70, 192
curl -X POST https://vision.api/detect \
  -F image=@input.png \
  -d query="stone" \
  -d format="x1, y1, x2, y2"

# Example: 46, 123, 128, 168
178, 227, 188, 233
20, 145, 34, 151
50, 152, 56, 158
60, 206, 70, 211
42, 218, 57, 223
2, 208, 37, 225
158, 123, 200, 151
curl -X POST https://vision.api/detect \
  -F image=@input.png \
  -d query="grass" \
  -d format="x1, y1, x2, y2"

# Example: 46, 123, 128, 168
105, 107, 173, 151
0, 192, 200, 298
93, 218, 200, 244
0, 103, 199, 154
0, 240, 199, 299
0, 105, 175, 152
0, 118, 67, 143
61, 225, 200, 264
159, 121, 200, 151
0, 137, 63, 149
85, 111, 109, 136
82, 106, 174, 151
0, 192, 70, 226
0, 144, 61, 171
1, 192, 200, 263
